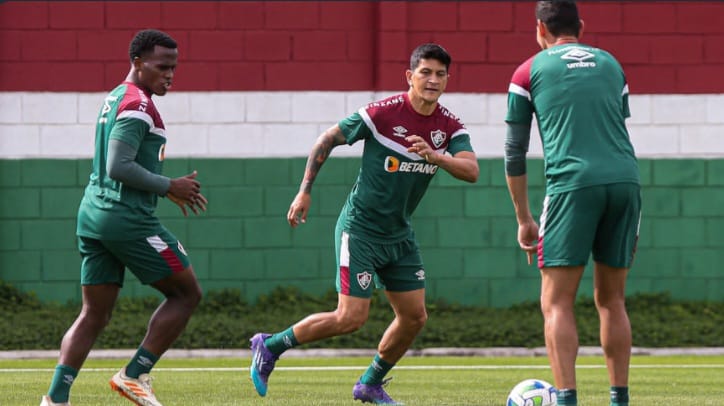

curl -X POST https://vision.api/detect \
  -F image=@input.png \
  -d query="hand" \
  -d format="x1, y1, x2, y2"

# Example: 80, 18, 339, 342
287, 191, 311, 228
517, 218, 540, 265
167, 170, 207, 216
405, 135, 435, 163
168, 190, 207, 216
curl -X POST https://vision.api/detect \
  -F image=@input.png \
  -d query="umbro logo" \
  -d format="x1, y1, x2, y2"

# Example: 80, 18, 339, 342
560, 48, 595, 61
392, 126, 408, 137
561, 48, 596, 69
415, 269, 425, 280
63, 374, 75, 385
137, 355, 154, 367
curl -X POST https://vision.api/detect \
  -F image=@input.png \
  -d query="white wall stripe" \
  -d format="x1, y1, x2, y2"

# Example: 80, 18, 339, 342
1, 92, 722, 159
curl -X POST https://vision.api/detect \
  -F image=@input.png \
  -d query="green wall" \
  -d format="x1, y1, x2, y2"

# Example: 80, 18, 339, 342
1, 158, 722, 307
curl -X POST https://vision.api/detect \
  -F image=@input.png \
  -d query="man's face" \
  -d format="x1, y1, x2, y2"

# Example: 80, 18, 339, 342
406, 58, 448, 104
134, 45, 178, 96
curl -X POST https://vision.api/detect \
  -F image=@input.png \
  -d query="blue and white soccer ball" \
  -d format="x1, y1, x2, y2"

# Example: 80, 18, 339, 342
506, 379, 557, 406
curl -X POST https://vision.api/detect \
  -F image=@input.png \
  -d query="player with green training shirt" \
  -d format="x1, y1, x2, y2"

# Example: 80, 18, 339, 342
41, 29, 207, 406
249, 43, 479, 405
504, 2, 639, 406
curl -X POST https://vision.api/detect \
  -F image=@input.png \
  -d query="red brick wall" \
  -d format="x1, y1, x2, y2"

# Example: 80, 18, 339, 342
1, 1, 722, 93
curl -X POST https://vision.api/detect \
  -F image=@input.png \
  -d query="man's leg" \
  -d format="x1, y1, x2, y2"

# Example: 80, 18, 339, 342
377, 288, 427, 364
46, 284, 119, 403
361, 288, 426, 384
540, 266, 584, 400
593, 262, 630, 405
110, 267, 201, 406
351, 289, 426, 405
250, 294, 370, 396
139, 266, 202, 356
292, 294, 371, 342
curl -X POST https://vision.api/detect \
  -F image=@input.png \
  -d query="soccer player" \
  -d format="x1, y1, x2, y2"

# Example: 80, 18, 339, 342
504, 2, 640, 406
40, 29, 207, 406
249, 43, 478, 404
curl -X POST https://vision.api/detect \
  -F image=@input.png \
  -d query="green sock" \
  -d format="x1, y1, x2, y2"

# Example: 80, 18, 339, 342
125, 346, 159, 379
610, 386, 629, 406
557, 388, 577, 405
359, 354, 394, 385
47, 364, 78, 403
264, 326, 299, 355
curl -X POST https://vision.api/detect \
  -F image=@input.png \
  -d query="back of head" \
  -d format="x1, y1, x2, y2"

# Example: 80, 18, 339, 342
535, 0, 581, 37
410, 43, 451, 71
129, 29, 177, 62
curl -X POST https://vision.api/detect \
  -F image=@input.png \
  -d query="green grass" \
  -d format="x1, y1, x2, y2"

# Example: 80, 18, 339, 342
2, 355, 723, 405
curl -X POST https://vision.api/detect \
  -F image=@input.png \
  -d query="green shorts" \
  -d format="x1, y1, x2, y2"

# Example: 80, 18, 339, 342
335, 226, 425, 298
78, 227, 191, 286
538, 183, 641, 269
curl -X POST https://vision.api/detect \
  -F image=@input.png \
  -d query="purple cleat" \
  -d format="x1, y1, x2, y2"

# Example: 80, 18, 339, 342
353, 378, 404, 405
249, 333, 278, 397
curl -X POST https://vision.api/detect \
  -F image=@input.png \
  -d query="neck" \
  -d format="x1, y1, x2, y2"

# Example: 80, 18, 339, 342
553, 36, 578, 45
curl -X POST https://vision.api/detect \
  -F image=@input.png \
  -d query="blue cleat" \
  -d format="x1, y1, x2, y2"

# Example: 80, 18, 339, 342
249, 333, 278, 397
353, 378, 404, 405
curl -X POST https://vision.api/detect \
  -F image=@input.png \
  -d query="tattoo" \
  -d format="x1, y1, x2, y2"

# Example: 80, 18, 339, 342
301, 126, 346, 194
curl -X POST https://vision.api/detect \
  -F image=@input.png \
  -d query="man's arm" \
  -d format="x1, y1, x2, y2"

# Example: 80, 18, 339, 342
429, 150, 478, 183
106, 139, 170, 195
287, 124, 348, 227
405, 135, 479, 183
299, 125, 348, 194
107, 138, 207, 216
504, 122, 538, 263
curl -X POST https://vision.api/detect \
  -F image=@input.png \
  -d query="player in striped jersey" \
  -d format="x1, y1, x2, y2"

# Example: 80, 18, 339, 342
41, 30, 207, 406
504, 2, 639, 406
250, 43, 479, 405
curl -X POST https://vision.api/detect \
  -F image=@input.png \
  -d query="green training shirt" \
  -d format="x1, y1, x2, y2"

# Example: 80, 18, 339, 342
77, 82, 168, 240
506, 43, 639, 194
337, 92, 474, 243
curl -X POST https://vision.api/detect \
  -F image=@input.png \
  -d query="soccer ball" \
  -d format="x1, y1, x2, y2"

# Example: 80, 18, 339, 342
506, 379, 557, 406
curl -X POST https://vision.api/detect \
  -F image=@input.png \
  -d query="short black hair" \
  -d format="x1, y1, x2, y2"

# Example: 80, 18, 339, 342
410, 43, 451, 71
129, 29, 177, 61
535, 0, 581, 37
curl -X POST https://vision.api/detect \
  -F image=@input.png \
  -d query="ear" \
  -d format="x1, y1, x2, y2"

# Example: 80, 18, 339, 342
405, 69, 413, 86
578, 19, 585, 40
131, 56, 143, 72
536, 19, 547, 38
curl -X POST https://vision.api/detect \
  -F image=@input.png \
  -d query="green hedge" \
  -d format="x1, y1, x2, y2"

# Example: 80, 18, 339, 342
1, 280, 722, 350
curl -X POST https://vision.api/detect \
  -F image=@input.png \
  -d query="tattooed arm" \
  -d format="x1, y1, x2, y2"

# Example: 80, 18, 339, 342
287, 125, 348, 227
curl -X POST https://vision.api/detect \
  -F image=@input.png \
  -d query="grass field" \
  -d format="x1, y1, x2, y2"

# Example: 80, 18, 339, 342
2, 355, 723, 405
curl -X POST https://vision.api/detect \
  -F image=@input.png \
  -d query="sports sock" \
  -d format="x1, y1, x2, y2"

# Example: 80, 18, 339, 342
264, 326, 299, 355
47, 364, 78, 403
359, 354, 394, 385
610, 386, 629, 406
557, 388, 577, 405
125, 346, 159, 379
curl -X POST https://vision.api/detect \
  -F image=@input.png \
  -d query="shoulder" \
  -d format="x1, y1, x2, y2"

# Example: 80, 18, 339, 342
510, 55, 538, 88
116, 83, 164, 128
362, 93, 406, 117
435, 103, 467, 130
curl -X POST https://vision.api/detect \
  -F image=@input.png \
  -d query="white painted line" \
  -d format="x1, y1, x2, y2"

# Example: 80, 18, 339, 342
2, 364, 723, 373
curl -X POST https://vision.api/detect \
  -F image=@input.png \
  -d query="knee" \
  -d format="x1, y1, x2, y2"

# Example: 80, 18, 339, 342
403, 308, 428, 332
182, 283, 202, 311
80, 306, 114, 329
334, 310, 368, 334
594, 294, 626, 313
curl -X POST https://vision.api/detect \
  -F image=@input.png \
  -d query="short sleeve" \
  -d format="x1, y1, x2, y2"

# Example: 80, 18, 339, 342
109, 116, 149, 150
338, 111, 372, 145
447, 132, 473, 156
